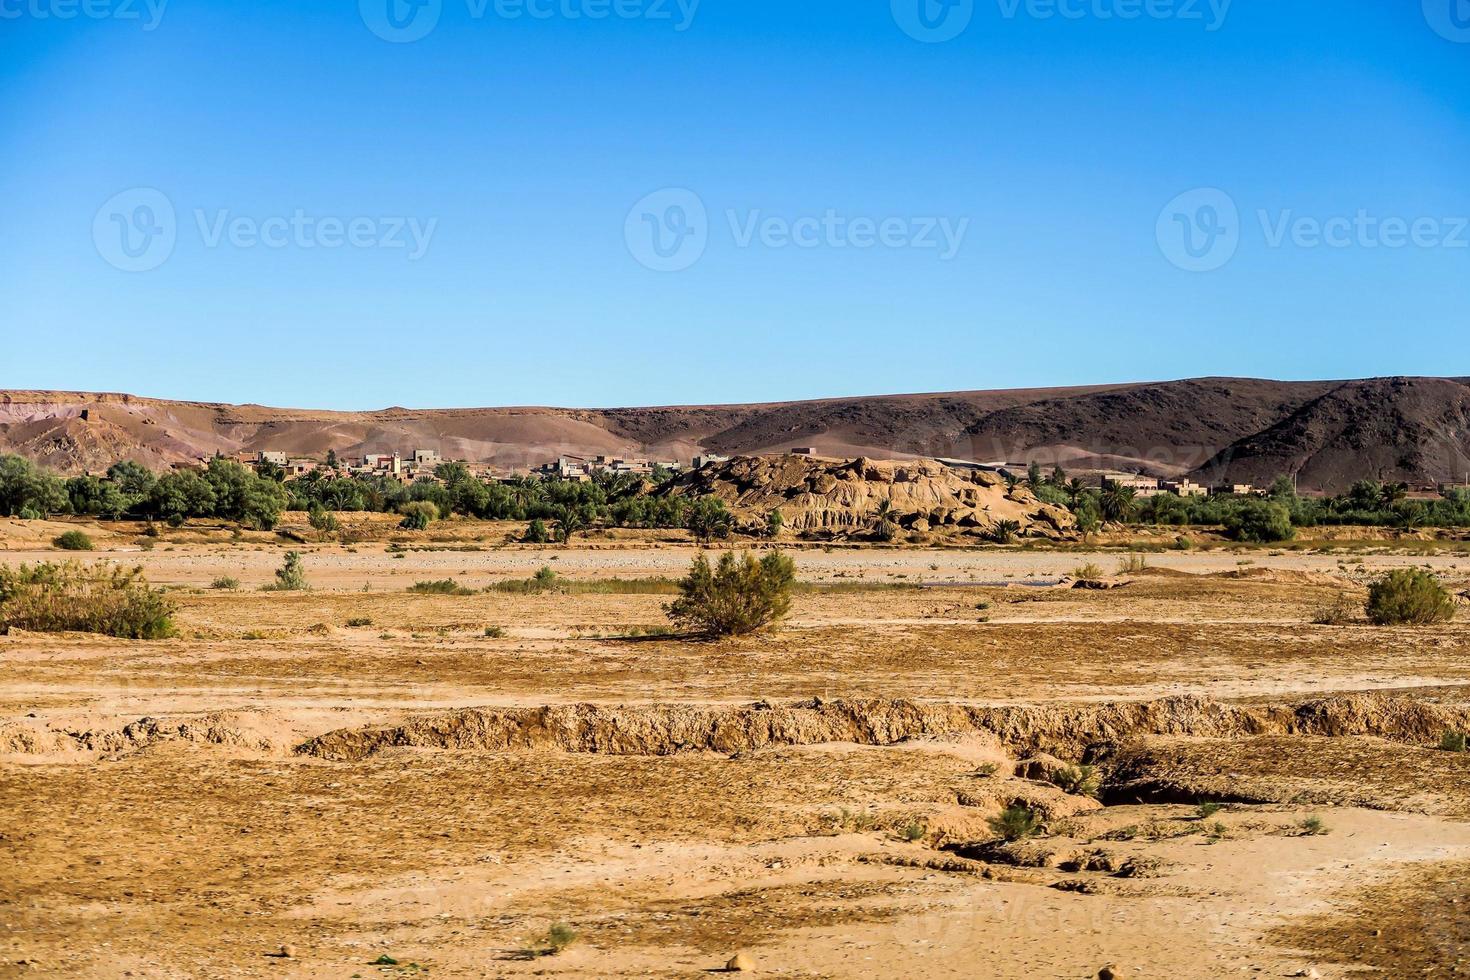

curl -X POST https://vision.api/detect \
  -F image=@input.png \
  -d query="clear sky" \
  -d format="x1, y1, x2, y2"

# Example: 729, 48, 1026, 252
2, 0, 1467, 409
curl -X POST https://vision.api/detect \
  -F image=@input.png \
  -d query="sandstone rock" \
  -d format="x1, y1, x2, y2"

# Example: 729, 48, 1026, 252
660, 455, 1076, 540
726, 950, 756, 971
278, 944, 297, 959
1098, 966, 1121, 980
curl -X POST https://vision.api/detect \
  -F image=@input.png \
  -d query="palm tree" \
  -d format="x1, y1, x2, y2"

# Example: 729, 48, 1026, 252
873, 498, 898, 542
1065, 478, 1088, 509
1100, 481, 1137, 523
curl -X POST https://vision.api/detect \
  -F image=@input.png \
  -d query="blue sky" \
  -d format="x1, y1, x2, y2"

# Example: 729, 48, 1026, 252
1, 0, 1467, 409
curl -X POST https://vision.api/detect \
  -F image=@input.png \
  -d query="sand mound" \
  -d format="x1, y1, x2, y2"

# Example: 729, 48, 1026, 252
1212, 567, 1357, 588
295, 694, 1470, 763
663, 455, 1075, 539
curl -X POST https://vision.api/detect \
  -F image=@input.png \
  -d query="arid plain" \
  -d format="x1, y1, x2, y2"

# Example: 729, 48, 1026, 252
4, 516, 1470, 979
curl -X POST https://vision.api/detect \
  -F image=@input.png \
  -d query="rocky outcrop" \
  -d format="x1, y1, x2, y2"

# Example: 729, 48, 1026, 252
663, 455, 1076, 539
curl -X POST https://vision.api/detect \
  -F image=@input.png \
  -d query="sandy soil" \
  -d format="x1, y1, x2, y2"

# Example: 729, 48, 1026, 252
3, 521, 1470, 978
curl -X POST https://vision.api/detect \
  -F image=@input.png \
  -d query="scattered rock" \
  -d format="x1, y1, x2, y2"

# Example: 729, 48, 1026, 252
726, 950, 756, 972
278, 944, 296, 959
1098, 966, 1121, 980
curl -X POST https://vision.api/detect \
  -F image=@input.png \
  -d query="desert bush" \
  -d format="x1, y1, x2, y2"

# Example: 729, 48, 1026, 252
1196, 800, 1223, 819
1440, 730, 1467, 753
267, 551, 309, 591
988, 805, 1041, 842
308, 505, 339, 533
1365, 568, 1455, 625
898, 819, 928, 842
398, 501, 438, 531
666, 550, 796, 637
542, 923, 577, 956
53, 530, 95, 551
346, 617, 373, 628
0, 561, 175, 639
1072, 562, 1104, 583
484, 625, 506, 638
1311, 593, 1360, 625
408, 579, 474, 596
1116, 553, 1147, 575
1297, 815, 1329, 836
1049, 763, 1101, 798
1224, 500, 1295, 543
523, 518, 550, 543
210, 576, 240, 591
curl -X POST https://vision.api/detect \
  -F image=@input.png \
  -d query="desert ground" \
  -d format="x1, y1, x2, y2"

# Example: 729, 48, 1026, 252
4, 516, 1470, 978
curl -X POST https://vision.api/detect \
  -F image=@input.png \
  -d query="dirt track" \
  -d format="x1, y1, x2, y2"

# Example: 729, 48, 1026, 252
3, 523, 1470, 978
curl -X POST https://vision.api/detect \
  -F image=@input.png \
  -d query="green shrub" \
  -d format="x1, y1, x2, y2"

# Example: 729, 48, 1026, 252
523, 518, 550, 544
210, 576, 240, 591
1049, 764, 1101, 798
0, 562, 175, 639
308, 505, 339, 533
1224, 500, 1295, 543
898, 819, 927, 842
666, 550, 796, 637
1440, 730, 1467, 753
53, 530, 95, 551
484, 625, 506, 638
1116, 553, 1147, 575
267, 551, 309, 592
985, 519, 1022, 545
346, 617, 373, 628
1297, 815, 1329, 836
408, 579, 474, 596
1196, 800, 1223, 819
1365, 569, 1455, 625
398, 501, 438, 531
988, 805, 1041, 842
1072, 562, 1104, 583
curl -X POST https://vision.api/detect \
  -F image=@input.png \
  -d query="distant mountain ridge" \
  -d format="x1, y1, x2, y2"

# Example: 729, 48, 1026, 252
2, 377, 1468, 493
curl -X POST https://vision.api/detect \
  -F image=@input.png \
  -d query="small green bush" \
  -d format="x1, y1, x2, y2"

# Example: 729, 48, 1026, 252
1297, 815, 1329, 836
408, 579, 474, 596
346, 617, 373, 628
54, 530, 95, 551
666, 550, 796, 637
1365, 568, 1455, 625
1196, 800, 1223, 819
0, 562, 175, 639
898, 819, 927, 842
1072, 562, 1104, 583
210, 576, 240, 591
1440, 730, 1467, 753
988, 805, 1041, 842
1049, 764, 1101, 798
266, 551, 309, 592
484, 625, 506, 638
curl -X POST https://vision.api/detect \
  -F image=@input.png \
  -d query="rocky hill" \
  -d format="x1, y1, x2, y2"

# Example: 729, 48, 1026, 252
662, 455, 1076, 540
2, 377, 1468, 492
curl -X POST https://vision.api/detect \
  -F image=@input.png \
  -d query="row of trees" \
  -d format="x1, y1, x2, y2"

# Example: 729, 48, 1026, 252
1018, 463, 1470, 542
2, 456, 288, 529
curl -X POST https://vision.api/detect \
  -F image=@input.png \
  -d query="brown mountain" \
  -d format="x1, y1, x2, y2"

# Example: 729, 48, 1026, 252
2, 377, 1467, 492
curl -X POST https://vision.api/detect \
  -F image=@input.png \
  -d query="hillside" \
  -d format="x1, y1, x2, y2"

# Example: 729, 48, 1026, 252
2, 377, 1468, 492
